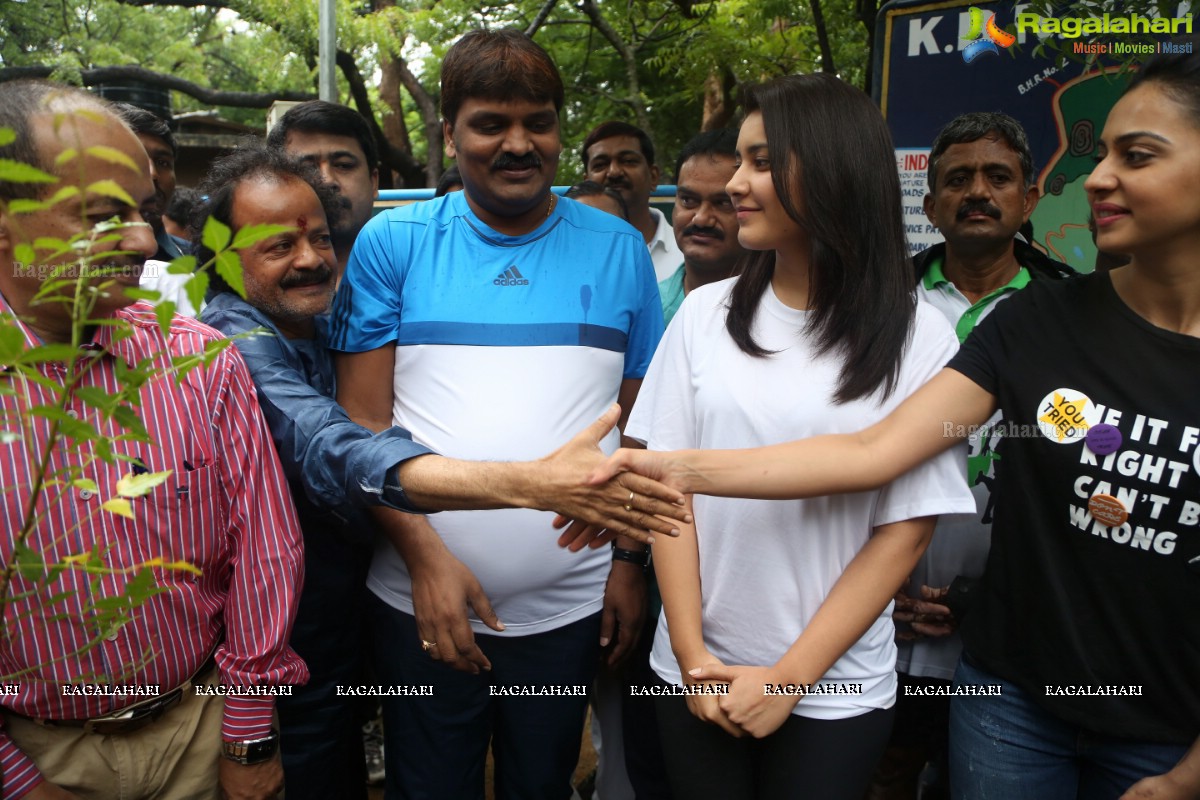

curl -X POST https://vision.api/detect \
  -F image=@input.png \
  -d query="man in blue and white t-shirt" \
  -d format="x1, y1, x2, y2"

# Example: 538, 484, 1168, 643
328, 28, 664, 800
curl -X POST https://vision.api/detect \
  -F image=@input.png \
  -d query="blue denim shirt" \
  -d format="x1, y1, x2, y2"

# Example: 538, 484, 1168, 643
201, 292, 432, 518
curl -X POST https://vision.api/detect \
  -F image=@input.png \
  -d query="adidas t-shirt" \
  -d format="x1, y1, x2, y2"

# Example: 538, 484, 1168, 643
329, 192, 664, 634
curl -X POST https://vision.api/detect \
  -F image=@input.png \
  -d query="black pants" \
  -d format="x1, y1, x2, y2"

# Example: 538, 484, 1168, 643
655, 688, 893, 800
371, 596, 601, 800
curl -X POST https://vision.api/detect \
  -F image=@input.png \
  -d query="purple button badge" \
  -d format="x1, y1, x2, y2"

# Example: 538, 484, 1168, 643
1086, 423, 1122, 455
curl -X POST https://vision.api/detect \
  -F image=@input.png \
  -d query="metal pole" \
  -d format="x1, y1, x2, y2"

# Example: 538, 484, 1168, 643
318, 0, 336, 102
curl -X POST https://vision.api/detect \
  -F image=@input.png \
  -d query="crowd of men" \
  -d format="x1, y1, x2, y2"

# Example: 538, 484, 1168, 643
0, 24, 1078, 800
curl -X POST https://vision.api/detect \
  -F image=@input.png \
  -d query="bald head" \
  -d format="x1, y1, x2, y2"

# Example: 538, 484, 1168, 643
0, 80, 156, 341
0, 81, 121, 202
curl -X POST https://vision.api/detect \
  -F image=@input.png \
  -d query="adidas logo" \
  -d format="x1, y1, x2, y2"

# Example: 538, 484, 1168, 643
494, 266, 529, 286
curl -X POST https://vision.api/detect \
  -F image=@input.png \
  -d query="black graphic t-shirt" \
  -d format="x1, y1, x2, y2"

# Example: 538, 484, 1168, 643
949, 271, 1200, 744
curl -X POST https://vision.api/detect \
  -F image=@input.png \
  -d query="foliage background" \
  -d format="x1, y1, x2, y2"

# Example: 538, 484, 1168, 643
0, 0, 875, 186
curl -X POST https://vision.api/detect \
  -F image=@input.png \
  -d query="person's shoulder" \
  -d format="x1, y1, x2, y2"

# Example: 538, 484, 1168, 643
911, 295, 958, 345
1015, 239, 1076, 280
118, 301, 225, 346
676, 276, 737, 322
200, 292, 271, 337
362, 194, 459, 236
1009, 268, 1091, 311
558, 196, 642, 240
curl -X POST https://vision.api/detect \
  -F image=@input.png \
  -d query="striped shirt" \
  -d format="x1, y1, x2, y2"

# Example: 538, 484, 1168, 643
0, 298, 307, 798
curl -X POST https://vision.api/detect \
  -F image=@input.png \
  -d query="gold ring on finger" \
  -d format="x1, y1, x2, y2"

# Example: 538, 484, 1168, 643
624, 490, 635, 512
421, 639, 437, 652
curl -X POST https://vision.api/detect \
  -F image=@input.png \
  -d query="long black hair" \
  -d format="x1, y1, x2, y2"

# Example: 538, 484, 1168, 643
725, 74, 915, 404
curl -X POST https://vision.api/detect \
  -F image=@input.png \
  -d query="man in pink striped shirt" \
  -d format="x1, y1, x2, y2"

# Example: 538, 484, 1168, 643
0, 82, 305, 799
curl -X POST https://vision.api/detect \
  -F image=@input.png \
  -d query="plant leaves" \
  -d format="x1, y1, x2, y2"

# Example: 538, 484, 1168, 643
232, 223, 293, 250
184, 271, 209, 315
142, 557, 203, 576
166, 255, 197, 275
85, 179, 134, 207
0, 324, 25, 364
101, 498, 134, 519
202, 216, 231, 253
115, 469, 172, 498
156, 301, 176, 339
215, 250, 244, 298
0, 159, 57, 185
84, 145, 141, 173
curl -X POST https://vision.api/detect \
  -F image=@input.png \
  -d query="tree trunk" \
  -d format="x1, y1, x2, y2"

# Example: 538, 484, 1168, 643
810, 0, 837, 74
700, 68, 736, 131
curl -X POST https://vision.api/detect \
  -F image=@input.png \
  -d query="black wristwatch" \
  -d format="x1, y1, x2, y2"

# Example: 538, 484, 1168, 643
612, 544, 650, 568
222, 729, 279, 765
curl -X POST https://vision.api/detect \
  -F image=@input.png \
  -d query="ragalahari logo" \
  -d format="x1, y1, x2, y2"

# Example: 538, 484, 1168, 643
962, 6, 1017, 63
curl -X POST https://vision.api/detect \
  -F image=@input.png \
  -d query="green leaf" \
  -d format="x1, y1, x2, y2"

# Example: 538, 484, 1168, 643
116, 469, 172, 498
101, 498, 134, 519
14, 243, 36, 268
120, 288, 159, 302
232, 223, 293, 250
85, 179, 134, 207
18, 344, 78, 364
72, 478, 99, 492
167, 255, 197, 275
0, 324, 25, 364
202, 216, 231, 253
54, 147, 79, 166
74, 386, 118, 412
58, 418, 98, 441
156, 301, 176, 339
142, 557, 203, 576
0, 127, 15, 147
7, 199, 47, 214
215, 250, 244, 298
0, 159, 57, 185
32, 236, 71, 257
112, 404, 148, 437
84, 145, 141, 173
184, 271, 209, 315
12, 540, 45, 582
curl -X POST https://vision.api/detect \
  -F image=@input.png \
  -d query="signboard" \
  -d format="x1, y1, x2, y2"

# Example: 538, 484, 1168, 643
873, 0, 1188, 270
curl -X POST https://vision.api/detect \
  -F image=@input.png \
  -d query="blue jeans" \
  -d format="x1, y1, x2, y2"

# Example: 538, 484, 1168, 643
949, 655, 1188, 800
370, 595, 601, 800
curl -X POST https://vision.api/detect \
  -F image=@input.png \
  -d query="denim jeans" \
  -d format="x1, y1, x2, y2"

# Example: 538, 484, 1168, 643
948, 655, 1188, 800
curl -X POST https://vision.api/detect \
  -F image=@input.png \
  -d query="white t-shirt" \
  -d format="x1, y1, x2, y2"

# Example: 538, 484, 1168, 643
627, 279, 973, 719
647, 207, 684, 282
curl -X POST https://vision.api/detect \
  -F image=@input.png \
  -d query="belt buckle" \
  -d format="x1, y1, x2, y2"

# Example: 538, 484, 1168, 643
82, 688, 183, 735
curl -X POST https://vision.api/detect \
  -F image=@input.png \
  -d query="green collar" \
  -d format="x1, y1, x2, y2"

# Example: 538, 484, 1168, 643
924, 255, 1031, 343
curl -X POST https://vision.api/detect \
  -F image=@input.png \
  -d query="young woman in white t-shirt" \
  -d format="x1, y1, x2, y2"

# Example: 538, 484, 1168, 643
623, 74, 973, 800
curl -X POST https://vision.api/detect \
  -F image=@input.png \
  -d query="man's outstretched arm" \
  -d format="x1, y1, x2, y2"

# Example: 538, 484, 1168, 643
336, 348, 688, 544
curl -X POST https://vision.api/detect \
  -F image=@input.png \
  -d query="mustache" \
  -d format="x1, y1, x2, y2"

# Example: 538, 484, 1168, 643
957, 201, 1002, 221
279, 265, 334, 289
604, 177, 630, 189
493, 152, 542, 171
682, 224, 723, 240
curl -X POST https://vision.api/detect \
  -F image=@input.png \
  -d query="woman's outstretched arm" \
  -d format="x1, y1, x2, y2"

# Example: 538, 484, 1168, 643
593, 368, 995, 500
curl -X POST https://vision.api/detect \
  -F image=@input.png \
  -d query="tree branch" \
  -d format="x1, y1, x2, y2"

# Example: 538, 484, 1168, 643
809, 0, 837, 74
577, 0, 652, 136
0, 65, 314, 107
335, 50, 425, 187
525, 0, 560, 37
